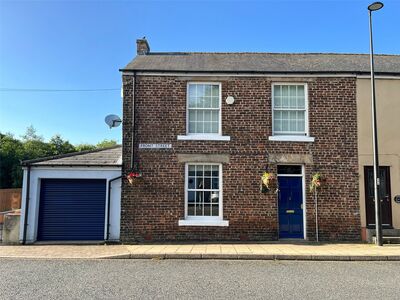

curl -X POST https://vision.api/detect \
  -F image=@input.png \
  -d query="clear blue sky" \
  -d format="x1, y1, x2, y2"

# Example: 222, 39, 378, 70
0, 0, 399, 145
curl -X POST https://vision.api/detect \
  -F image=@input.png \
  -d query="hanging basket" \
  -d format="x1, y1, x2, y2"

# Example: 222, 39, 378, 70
310, 173, 324, 193
260, 172, 275, 193
126, 171, 143, 185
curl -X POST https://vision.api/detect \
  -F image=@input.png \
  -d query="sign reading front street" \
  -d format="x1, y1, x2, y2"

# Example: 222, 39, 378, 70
139, 143, 172, 149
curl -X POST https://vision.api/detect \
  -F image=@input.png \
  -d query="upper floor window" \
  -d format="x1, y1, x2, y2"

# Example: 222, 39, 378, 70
187, 83, 221, 135
272, 84, 308, 136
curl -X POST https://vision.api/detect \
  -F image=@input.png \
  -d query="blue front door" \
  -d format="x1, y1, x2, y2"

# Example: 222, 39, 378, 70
278, 176, 304, 239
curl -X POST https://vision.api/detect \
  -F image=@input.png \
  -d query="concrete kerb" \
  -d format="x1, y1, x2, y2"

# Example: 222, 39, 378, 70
388, 256, 400, 261
1, 254, 399, 261
203, 253, 238, 259
166, 253, 202, 259
98, 253, 131, 259
101, 253, 400, 261
311, 255, 351, 261
236, 254, 275, 260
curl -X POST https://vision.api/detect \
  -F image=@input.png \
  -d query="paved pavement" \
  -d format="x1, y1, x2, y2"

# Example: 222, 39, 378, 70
0, 243, 399, 260
0, 259, 399, 299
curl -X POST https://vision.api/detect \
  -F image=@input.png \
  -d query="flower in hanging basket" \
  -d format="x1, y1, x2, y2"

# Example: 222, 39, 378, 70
127, 171, 142, 184
262, 172, 274, 188
260, 172, 275, 193
310, 172, 323, 193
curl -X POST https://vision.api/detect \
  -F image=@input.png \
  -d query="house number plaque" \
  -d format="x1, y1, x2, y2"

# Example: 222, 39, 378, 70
139, 143, 172, 149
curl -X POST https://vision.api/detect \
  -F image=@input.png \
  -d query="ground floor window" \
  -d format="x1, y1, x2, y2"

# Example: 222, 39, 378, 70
186, 163, 222, 218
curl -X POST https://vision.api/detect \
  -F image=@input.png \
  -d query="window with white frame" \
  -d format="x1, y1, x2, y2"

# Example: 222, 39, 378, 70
273, 84, 308, 136
186, 164, 221, 218
187, 83, 220, 135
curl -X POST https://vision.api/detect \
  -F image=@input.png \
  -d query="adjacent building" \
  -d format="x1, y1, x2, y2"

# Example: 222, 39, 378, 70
357, 76, 400, 240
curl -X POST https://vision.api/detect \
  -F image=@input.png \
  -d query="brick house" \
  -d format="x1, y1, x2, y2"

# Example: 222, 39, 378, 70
119, 38, 399, 242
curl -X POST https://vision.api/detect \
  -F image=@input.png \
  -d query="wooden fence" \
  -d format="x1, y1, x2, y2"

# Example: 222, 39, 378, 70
0, 188, 22, 212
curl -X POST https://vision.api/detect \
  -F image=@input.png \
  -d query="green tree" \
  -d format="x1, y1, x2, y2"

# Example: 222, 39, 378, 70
1, 126, 120, 188
75, 144, 97, 152
96, 139, 118, 148
48, 134, 75, 155
21, 125, 43, 142
21, 126, 52, 160
0, 133, 24, 188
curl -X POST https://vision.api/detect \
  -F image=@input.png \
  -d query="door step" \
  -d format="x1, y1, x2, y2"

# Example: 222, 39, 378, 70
366, 228, 400, 243
372, 236, 400, 244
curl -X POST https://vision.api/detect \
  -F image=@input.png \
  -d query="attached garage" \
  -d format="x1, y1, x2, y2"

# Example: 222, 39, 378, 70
20, 146, 122, 244
37, 179, 107, 241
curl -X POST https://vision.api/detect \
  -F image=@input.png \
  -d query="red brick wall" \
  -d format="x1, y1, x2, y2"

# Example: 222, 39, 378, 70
121, 75, 360, 242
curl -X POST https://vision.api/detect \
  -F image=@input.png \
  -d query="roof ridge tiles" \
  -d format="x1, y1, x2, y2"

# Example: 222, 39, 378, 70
147, 52, 400, 56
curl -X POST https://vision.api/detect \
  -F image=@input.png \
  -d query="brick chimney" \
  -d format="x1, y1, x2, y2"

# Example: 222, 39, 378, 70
136, 38, 150, 55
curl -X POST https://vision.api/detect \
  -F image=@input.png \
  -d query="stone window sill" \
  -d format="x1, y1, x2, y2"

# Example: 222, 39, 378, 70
177, 135, 231, 141
268, 136, 315, 142
178, 219, 229, 227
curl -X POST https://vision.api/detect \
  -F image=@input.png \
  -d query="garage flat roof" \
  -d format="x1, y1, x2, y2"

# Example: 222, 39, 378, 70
22, 146, 122, 167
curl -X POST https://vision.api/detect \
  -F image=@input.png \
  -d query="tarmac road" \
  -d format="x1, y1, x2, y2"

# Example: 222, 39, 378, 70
0, 259, 399, 299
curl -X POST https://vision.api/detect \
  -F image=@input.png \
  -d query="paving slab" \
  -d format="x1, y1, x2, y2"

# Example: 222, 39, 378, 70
1, 243, 399, 261
0, 245, 130, 259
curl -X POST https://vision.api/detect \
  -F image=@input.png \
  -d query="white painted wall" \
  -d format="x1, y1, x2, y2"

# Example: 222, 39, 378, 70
19, 167, 121, 243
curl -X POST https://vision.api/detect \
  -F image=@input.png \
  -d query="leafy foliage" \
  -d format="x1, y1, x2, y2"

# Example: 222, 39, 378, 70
0, 127, 118, 188
75, 144, 97, 152
0, 133, 24, 188
96, 139, 118, 148
48, 135, 75, 155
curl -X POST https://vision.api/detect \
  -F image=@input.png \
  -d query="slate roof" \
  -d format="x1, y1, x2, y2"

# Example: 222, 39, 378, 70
121, 52, 400, 75
22, 146, 122, 167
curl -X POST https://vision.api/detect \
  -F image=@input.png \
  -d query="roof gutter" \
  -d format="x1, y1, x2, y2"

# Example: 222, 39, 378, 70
24, 164, 123, 168
120, 69, 400, 77
120, 69, 357, 74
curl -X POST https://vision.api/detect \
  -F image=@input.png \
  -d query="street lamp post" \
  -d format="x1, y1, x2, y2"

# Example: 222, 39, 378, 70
367, 1, 384, 246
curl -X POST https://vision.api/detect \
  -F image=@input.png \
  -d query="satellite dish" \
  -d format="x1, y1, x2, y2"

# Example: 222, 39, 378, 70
105, 114, 122, 129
